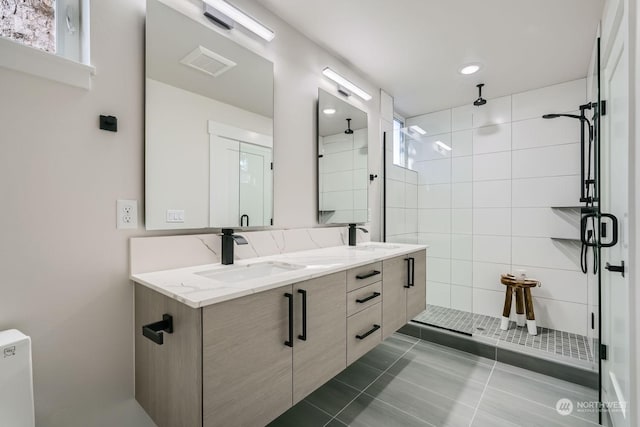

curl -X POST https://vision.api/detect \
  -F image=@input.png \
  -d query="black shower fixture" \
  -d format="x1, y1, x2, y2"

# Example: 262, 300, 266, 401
473, 83, 487, 106
543, 103, 600, 274
542, 113, 593, 141
345, 118, 354, 134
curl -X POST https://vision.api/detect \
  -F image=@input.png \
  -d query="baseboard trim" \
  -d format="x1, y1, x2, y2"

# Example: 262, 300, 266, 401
398, 321, 598, 390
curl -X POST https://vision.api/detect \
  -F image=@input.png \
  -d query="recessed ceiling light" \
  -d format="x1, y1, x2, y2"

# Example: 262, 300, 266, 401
323, 108, 336, 115
410, 125, 426, 135
459, 63, 481, 75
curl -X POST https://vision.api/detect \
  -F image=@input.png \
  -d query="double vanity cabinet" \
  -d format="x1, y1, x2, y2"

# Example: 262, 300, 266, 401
132, 244, 426, 427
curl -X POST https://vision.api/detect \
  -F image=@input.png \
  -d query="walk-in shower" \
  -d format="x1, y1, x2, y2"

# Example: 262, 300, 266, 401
383, 40, 606, 372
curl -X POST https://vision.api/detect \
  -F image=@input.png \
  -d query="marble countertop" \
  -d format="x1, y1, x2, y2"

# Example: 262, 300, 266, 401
130, 242, 428, 308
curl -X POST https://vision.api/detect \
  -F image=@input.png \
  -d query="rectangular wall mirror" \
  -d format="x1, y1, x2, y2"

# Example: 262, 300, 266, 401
317, 89, 368, 224
145, 0, 274, 230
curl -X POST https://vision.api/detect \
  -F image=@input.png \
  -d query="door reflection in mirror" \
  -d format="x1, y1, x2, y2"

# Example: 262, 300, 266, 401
209, 122, 273, 228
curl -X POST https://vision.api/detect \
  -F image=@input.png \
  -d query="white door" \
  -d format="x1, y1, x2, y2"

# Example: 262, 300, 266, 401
601, 21, 630, 426
208, 121, 273, 227
239, 142, 273, 227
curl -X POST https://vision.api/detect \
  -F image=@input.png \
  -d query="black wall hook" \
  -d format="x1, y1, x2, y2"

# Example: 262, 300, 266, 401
99, 115, 118, 132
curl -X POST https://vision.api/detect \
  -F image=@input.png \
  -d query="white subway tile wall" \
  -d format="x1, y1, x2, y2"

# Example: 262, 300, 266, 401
384, 138, 419, 243
319, 129, 369, 223
399, 78, 590, 336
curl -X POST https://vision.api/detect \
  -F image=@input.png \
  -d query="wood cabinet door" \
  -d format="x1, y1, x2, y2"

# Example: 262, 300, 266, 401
292, 271, 347, 403
406, 250, 427, 321
382, 255, 409, 339
135, 284, 202, 427
202, 286, 293, 427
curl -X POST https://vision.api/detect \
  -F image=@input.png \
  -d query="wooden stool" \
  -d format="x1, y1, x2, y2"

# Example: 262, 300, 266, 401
500, 274, 539, 335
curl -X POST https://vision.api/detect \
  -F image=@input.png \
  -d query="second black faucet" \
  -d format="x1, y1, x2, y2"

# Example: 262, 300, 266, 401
348, 223, 368, 246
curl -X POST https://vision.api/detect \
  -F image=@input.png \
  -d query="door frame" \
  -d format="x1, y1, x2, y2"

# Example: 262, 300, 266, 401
599, 0, 635, 424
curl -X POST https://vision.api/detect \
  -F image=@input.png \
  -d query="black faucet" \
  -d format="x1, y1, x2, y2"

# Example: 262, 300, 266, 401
348, 223, 368, 246
221, 228, 248, 265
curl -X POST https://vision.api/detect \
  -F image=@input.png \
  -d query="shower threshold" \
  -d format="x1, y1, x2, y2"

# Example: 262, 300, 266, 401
413, 305, 594, 363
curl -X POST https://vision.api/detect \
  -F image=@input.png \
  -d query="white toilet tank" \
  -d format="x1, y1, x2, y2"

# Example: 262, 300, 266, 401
0, 329, 35, 427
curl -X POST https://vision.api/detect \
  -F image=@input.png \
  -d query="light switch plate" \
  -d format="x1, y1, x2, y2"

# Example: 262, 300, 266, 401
166, 209, 185, 223
117, 200, 138, 229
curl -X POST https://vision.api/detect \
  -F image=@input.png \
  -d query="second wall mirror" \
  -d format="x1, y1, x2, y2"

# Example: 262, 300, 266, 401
145, 0, 274, 230
317, 89, 368, 225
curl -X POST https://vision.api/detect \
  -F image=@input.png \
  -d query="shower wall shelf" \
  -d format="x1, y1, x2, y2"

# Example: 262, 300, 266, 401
550, 237, 581, 242
550, 206, 598, 214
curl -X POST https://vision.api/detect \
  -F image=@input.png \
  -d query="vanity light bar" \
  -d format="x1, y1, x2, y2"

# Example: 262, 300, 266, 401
322, 67, 372, 101
435, 140, 452, 151
203, 0, 275, 41
410, 125, 426, 135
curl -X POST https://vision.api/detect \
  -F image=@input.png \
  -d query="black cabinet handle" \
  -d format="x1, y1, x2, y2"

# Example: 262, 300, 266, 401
356, 324, 381, 340
410, 257, 415, 287
356, 270, 381, 280
240, 214, 249, 227
298, 289, 307, 341
142, 314, 173, 345
356, 292, 381, 304
284, 293, 293, 347
404, 258, 412, 288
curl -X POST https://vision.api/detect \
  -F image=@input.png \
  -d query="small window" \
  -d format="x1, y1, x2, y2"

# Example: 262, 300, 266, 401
392, 117, 406, 168
1, 0, 88, 64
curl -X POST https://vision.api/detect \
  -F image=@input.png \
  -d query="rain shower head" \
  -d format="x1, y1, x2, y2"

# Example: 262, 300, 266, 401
345, 118, 354, 135
473, 84, 487, 106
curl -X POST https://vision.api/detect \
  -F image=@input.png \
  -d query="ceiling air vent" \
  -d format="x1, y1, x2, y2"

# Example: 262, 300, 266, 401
180, 46, 236, 77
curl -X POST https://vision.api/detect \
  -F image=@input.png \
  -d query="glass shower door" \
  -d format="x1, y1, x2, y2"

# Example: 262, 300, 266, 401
383, 125, 475, 335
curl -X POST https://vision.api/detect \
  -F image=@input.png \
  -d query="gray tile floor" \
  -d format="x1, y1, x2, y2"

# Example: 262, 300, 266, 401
269, 333, 600, 427
414, 305, 594, 362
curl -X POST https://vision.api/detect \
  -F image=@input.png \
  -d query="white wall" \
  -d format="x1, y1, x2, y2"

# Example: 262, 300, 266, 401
407, 79, 593, 337
385, 163, 419, 244
0, 1, 381, 425
222, 0, 383, 236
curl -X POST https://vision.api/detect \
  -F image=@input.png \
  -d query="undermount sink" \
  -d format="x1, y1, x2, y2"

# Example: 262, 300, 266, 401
353, 244, 401, 251
196, 261, 305, 283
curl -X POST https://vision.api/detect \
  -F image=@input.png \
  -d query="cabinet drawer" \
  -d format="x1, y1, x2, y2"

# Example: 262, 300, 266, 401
346, 262, 382, 292
347, 282, 382, 317
347, 303, 382, 365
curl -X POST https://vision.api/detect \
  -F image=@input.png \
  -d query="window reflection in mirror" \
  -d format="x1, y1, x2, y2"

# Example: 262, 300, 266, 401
145, 0, 274, 230
317, 89, 368, 224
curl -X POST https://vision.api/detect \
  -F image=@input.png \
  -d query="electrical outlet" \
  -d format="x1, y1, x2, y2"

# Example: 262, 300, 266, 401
117, 200, 138, 229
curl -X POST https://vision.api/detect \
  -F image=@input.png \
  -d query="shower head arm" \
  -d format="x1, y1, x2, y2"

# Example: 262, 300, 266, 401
542, 113, 593, 140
